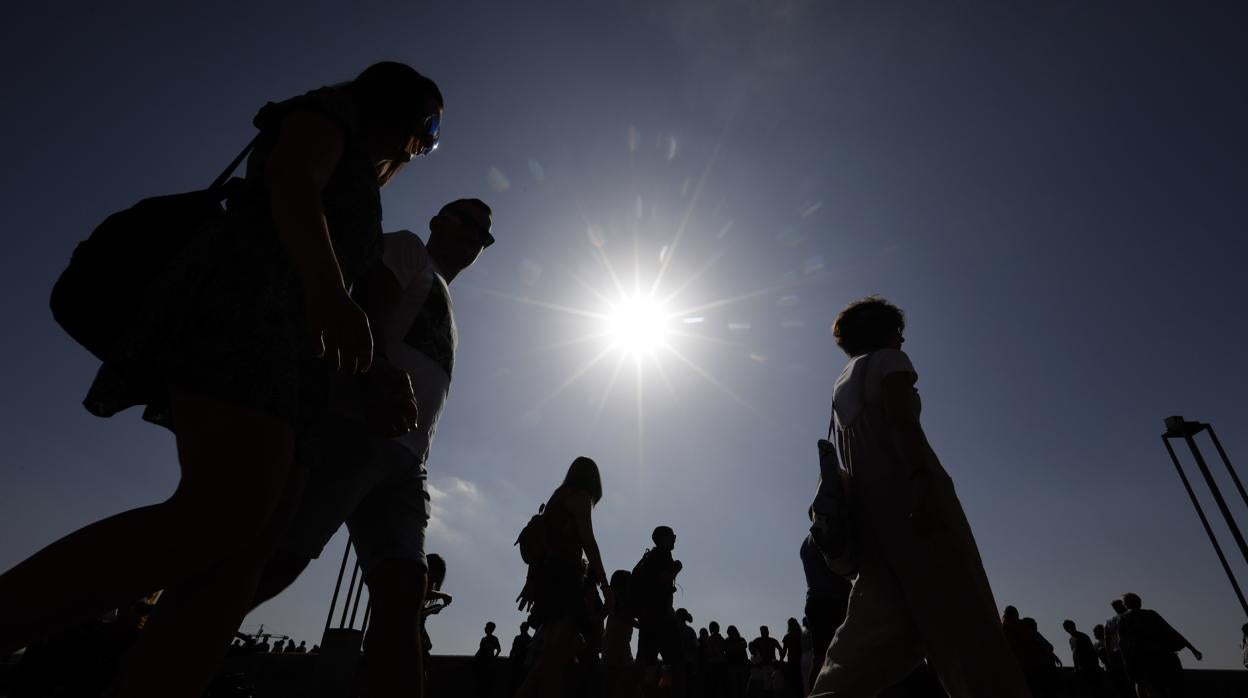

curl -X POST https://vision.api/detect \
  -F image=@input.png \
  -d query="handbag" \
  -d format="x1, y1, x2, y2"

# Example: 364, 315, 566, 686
50, 136, 258, 360
807, 353, 872, 578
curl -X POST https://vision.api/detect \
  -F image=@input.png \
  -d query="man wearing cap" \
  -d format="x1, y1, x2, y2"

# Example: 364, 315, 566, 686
251, 198, 494, 698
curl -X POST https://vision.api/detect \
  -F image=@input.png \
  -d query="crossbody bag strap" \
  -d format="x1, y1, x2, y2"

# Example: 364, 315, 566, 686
209, 134, 261, 192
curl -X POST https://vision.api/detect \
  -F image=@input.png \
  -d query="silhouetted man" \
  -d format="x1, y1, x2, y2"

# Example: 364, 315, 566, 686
1063, 620, 1101, 696
508, 621, 532, 692
750, 626, 782, 666
634, 526, 684, 685
1118, 592, 1200, 698
248, 200, 494, 698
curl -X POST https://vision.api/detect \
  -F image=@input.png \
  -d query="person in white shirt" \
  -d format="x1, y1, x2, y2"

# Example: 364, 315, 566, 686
809, 296, 1029, 698
251, 198, 493, 698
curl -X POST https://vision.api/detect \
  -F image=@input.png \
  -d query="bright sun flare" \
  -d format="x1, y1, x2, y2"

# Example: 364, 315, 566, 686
605, 295, 670, 358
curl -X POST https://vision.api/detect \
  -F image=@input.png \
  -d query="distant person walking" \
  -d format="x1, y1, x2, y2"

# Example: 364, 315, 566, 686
509, 621, 533, 694
0, 61, 443, 698
1103, 600, 1131, 698
633, 525, 686, 688
725, 625, 749, 698
1019, 617, 1060, 698
1241, 622, 1248, 670
1063, 620, 1102, 696
781, 618, 803, 697
1117, 592, 1200, 698
809, 296, 1030, 698
515, 457, 610, 698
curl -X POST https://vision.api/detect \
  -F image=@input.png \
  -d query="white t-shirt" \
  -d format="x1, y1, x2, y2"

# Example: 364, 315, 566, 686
332, 231, 455, 465
832, 348, 917, 429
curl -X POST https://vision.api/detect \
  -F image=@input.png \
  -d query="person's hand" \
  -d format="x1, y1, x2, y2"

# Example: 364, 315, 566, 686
303, 278, 374, 374
361, 364, 418, 436
516, 580, 537, 613
1192, 649, 1203, 661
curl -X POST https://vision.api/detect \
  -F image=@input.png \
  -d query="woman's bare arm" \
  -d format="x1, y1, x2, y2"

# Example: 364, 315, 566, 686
569, 491, 607, 584
265, 110, 373, 373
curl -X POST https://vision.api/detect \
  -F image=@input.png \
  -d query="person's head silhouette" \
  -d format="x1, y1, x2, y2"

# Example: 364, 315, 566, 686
677, 608, 693, 625
1110, 599, 1126, 615
562, 456, 603, 505
709, 621, 721, 635
699, 627, 709, 641
1021, 618, 1039, 634
427, 199, 494, 282
727, 625, 741, 639
347, 62, 445, 186
832, 296, 905, 357
1003, 605, 1020, 623
787, 617, 801, 635
652, 525, 676, 551
759, 626, 770, 638
1121, 592, 1142, 611
1093, 624, 1105, 640
1062, 620, 1078, 635
484, 622, 496, 636
519, 621, 530, 636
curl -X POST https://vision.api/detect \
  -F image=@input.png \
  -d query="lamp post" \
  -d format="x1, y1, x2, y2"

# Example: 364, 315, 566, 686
314, 538, 370, 698
1162, 415, 1248, 617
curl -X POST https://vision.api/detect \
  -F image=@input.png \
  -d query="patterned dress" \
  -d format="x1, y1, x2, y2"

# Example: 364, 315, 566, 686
84, 86, 384, 432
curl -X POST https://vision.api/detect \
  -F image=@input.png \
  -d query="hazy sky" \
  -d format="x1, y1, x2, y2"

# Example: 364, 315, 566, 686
3, 1, 1248, 669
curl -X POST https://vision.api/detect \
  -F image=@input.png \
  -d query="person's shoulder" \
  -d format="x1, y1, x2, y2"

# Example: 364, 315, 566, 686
870, 348, 917, 377
382, 231, 431, 289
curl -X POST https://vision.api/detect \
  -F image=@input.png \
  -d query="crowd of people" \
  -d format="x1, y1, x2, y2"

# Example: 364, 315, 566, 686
0, 60, 1230, 698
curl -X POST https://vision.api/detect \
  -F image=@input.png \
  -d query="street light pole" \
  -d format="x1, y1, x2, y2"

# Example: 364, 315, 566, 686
1162, 416, 1248, 618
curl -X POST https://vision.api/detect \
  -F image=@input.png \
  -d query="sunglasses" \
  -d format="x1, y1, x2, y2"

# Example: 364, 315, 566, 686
449, 212, 495, 249
398, 113, 441, 162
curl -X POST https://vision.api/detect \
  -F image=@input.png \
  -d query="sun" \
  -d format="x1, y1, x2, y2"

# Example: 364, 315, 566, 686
604, 295, 670, 358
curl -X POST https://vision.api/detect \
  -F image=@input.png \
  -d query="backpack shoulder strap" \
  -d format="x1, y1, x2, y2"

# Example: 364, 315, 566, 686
209, 134, 261, 192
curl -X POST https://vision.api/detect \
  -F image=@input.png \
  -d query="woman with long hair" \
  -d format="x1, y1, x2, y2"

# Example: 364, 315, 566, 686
516, 456, 610, 698
809, 296, 1030, 697
0, 61, 442, 697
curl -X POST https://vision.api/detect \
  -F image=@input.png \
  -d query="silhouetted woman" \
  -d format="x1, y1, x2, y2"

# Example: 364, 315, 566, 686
516, 456, 610, 698
0, 62, 442, 697
810, 297, 1030, 697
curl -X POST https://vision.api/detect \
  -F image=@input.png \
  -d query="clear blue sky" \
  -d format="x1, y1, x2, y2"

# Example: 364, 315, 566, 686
2, 0, 1247, 668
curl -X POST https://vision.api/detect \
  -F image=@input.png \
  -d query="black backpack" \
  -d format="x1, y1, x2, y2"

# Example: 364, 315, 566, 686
630, 549, 664, 611
50, 138, 257, 360
514, 502, 549, 566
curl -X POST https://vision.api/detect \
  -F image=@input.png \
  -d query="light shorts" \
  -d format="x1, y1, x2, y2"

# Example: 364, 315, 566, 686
281, 415, 430, 577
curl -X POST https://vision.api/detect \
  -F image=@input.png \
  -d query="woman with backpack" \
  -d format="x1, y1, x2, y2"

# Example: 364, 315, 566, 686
809, 297, 1029, 698
516, 456, 610, 698
0, 62, 441, 697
